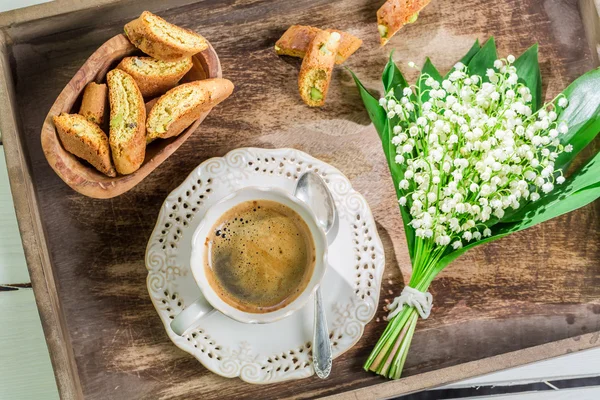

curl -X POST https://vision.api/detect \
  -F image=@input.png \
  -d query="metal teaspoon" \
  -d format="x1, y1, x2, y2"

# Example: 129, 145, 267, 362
294, 171, 338, 379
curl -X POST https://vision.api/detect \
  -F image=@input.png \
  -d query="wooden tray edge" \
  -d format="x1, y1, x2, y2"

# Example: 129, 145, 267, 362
0, 32, 84, 400
0, 0, 122, 29
325, 332, 600, 399
580, 0, 600, 65
0, 1, 597, 399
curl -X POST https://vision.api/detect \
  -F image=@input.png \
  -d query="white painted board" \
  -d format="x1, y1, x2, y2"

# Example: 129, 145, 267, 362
444, 348, 600, 388
451, 386, 600, 400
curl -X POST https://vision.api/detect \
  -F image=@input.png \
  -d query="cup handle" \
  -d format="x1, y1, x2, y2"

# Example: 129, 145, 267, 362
170, 296, 214, 336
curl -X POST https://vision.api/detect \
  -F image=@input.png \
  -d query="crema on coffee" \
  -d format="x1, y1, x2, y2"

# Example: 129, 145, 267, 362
205, 200, 315, 314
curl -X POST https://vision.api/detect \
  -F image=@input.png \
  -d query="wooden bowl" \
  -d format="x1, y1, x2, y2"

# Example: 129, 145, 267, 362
41, 34, 221, 199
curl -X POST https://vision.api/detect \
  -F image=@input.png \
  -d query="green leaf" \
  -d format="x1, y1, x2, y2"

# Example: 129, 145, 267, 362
381, 120, 415, 262
382, 52, 409, 95
349, 69, 387, 138
555, 67, 600, 170
459, 39, 482, 66
418, 57, 443, 103
467, 37, 497, 81
380, 118, 393, 166
513, 44, 542, 111
507, 184, 600, 233
444, 39, 480, 80
351, 61, 414, 259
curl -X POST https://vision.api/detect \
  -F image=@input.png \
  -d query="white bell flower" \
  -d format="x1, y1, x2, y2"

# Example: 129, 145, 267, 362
558, 97, 569, 108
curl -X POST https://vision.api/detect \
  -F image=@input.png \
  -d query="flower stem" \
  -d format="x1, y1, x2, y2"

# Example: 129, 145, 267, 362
366, 306, 412, 371
365, 241, 444, 379
378, 313, 412, 374
390, 312, 418, 379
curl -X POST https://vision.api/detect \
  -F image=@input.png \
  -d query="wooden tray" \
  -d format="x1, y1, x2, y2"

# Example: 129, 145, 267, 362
0, 0, 598, 399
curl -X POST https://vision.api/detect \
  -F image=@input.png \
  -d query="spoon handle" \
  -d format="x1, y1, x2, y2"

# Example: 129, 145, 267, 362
313, 288, 332, 378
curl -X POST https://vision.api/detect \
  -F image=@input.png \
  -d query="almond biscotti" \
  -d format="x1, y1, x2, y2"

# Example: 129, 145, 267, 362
146, 78, 234, 142
106, 69, 146, 175
275, 25, 362, 65
53, 113, 116, 177
117, 56, 193, 97
124, 11, 208, 61
298, 30, 340, 107
377, 0, 432, 46
79, 82, 108, 125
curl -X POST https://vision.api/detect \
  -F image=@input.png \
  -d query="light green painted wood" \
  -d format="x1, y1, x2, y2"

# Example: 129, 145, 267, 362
0, 147, 29, 284
0, 289, 59, 400
0, 0, 52, 13
0, 145, 59, 398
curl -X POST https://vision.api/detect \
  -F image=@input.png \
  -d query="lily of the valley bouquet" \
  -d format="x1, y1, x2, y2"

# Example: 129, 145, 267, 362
352, 38, 600, 379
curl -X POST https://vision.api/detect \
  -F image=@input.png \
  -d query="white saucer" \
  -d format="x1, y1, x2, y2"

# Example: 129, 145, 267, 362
145, 148, 385, 383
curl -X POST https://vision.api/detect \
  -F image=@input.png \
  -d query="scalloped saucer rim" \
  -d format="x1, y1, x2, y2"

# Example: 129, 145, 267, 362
145, 147, 385, 384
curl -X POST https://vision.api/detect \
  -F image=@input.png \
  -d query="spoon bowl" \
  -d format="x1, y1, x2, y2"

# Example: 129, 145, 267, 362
295, 172, 338, 240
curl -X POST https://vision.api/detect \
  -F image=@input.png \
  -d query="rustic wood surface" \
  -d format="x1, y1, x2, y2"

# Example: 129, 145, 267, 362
580, 0, 600, 65
1, 0, 599, 399
41, 34, 222, 199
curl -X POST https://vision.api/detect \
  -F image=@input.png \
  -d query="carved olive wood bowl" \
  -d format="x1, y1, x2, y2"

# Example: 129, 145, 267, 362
41, 34, 221, 199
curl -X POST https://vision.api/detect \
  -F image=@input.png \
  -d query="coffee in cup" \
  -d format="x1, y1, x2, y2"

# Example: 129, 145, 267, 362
204, 200, 316, 314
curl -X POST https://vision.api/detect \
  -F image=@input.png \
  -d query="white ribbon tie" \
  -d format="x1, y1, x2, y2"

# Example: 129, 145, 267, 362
387, 286, 433, 319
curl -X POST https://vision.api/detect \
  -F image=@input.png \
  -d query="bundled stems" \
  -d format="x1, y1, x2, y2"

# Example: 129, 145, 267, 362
364, 237, 444, 379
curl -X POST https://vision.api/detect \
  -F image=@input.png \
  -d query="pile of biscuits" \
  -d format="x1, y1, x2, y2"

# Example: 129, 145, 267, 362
53, 11, 234, 177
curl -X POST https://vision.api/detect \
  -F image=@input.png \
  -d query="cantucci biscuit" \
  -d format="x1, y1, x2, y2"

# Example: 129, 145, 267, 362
275, 25, 320, 59
146, 78, 234, 142
275, 25, 362, 65
106, 69, 146, 175
377, 0, 432, 46
298, 30, 340, 107
79, 82, 107, 125
326, 28, 363, 65
53, 113, 116, 177
124, 11, 208, 61
117, 56, 193, 97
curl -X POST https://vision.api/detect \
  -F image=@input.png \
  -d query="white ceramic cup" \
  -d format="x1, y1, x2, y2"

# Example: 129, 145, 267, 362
170, 187, 328, 335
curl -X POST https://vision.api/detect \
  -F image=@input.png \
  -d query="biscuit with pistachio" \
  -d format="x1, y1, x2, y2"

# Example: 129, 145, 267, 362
298, 30, 340, 107
275, 25, 362, 65
117, 56, 193, 97
124, 11, 208, 61
107, 69, 146, 175
146, 78, 234, 142
377, 0, 432, 46
78, 82, 108, 125
53, 113, 116, 177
